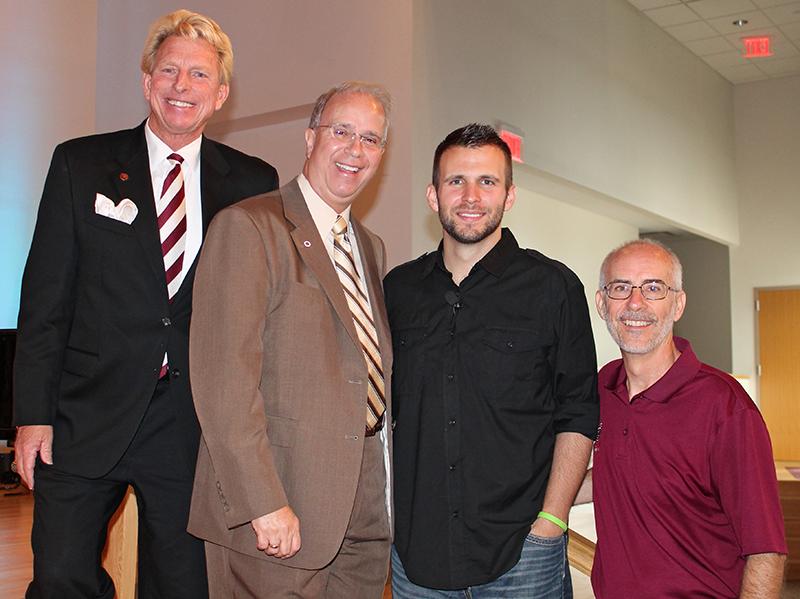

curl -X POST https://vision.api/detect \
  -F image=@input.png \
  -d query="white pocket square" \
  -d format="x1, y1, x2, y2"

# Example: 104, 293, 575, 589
95, 193, 138, 225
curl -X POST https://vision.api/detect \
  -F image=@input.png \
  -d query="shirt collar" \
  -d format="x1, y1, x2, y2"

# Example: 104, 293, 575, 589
479, 228, 519, 277
297, 173, 352, 235
605, 336, 702, 404
144, 118, 202, 172
421, 227, 519, 280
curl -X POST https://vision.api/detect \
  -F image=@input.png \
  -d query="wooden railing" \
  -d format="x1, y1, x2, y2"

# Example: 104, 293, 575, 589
102, 487, 138, 598
567, 528, 595, 576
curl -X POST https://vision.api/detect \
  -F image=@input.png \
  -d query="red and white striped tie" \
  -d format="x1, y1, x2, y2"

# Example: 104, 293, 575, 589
157, 153, 186, 378
158, 153, 187, 300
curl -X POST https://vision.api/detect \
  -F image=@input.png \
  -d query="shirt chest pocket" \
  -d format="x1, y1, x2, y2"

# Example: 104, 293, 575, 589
391, 326, 428, 398
477, 327, 552, 404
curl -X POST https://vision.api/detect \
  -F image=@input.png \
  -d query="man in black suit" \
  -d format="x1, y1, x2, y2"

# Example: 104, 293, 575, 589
12, 10, 278, 599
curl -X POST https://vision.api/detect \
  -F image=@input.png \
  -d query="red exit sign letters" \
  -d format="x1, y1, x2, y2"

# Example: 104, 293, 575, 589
743, 36, 772, 58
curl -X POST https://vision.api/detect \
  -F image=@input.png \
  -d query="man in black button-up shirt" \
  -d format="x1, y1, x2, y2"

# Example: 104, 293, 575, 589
385, 124, 598, 596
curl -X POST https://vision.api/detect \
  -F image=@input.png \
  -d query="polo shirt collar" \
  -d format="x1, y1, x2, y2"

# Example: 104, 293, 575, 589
421, 227, 519, 280
605, 336, 702, 404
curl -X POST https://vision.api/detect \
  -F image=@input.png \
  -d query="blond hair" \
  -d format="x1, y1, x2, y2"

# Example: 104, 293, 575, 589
141, 10, 233, 85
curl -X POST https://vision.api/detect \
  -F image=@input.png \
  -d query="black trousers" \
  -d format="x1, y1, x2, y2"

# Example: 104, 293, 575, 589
26, 378, 207, 599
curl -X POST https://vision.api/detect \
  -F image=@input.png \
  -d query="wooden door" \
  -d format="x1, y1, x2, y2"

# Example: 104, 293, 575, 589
757, 288, 800, 460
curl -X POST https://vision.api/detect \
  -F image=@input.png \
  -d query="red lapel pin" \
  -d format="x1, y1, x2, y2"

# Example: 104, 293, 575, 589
119, 172, 129, 181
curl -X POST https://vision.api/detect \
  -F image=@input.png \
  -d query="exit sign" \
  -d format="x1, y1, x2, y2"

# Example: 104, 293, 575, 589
743, 36, 772, 58
498, 128, 524, 163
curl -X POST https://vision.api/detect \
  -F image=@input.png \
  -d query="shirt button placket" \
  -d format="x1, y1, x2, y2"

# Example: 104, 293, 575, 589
443, 321, 462, 552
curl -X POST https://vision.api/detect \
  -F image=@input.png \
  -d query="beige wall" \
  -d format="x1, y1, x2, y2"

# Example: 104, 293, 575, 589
504, 177, 639, 368
731, 74, 800, 390
0, 0, 97, 327
95, 0, 413, 268
410, 0, 741, 368
411, 0, 739, 260
647, 233, 732, 373
7, 1, 771, 376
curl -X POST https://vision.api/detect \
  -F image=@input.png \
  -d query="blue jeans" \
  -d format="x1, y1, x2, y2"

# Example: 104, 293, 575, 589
391, 533, 572, 598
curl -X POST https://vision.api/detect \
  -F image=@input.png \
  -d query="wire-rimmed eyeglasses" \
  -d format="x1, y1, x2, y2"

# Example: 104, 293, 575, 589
602, 280, 680, 301
316, 123, 386, 150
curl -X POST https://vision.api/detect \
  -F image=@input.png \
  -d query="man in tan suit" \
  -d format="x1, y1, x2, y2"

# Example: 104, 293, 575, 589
188, 81, 393, 598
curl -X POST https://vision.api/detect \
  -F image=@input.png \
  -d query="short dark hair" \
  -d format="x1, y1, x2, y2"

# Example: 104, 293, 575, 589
432, 123, 513, 189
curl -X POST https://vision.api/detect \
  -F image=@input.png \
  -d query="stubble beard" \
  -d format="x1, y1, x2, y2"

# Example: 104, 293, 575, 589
604, 303, 678, 355
439, 205, 504, 245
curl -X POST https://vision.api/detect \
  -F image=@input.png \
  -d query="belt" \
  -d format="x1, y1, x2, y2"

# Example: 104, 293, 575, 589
365, 419, 384, 438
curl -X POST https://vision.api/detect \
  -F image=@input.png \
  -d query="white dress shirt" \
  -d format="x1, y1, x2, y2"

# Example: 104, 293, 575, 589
145, 120, 203, 294
296, 173, 392, 524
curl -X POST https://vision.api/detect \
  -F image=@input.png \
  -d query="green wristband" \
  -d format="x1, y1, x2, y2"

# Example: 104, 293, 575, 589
537, 511, 568, 532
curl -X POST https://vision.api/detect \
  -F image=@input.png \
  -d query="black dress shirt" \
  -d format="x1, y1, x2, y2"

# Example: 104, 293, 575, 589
384, 229, 599, 589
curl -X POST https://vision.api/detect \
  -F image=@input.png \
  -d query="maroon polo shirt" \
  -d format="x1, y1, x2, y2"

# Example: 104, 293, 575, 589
592, 337, 786, 598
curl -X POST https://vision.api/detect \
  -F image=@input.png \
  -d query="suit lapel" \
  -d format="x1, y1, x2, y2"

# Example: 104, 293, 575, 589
198, 137, 231, 234
111, 123, 167, 295
282, 180, 362, 351
169, 137, 231, 306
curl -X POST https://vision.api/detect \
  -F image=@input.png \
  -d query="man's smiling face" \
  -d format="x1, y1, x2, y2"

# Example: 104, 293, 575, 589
596, 244, 686, 356
142, 35, 228, 150
302, 92, 386, 213
427, 145, 515, 247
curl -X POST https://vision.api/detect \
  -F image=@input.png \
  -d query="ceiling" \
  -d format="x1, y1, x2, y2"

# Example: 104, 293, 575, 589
627, 0, 800, 83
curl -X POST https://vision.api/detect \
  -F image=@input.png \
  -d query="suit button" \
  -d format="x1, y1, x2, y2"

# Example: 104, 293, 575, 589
162, 317, 171, 327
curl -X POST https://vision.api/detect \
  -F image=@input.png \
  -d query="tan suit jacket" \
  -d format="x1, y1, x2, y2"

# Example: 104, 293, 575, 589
187, 178, 392, 570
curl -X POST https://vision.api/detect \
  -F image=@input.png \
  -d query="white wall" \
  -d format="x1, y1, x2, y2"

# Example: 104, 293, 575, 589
731, 75, 800, 387
0, 1, 97, 327
411, 0, 739, 258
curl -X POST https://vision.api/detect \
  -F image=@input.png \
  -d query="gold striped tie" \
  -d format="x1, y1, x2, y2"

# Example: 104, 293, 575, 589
332, 216, 386, 433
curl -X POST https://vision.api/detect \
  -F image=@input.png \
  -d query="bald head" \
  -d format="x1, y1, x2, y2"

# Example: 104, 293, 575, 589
599, 239, 683, 292
596, 239, 686, 357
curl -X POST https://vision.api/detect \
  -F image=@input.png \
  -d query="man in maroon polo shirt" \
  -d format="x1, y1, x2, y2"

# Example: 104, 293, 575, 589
589, 239, 786, 598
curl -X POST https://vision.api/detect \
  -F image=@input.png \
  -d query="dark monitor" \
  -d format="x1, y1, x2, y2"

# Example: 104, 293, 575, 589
0, 330, 16, 442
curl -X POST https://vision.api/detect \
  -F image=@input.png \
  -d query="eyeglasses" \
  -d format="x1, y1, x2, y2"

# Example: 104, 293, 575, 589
602, 280, 680, 301
316, 124, 385, 150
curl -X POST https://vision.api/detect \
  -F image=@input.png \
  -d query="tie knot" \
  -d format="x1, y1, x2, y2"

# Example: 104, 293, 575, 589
167, 153, 184, 165
332, 215, 348, 239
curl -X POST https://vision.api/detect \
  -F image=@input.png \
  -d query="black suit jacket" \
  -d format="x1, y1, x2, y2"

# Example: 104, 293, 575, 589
13, 122, 278, 477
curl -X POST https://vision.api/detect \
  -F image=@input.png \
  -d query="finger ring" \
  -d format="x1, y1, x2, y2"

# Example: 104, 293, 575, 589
269, 544, 279, 548
10, 462, 17, 473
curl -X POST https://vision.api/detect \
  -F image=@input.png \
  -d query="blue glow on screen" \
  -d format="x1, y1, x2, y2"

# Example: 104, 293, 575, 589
0, 148, 36, 329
